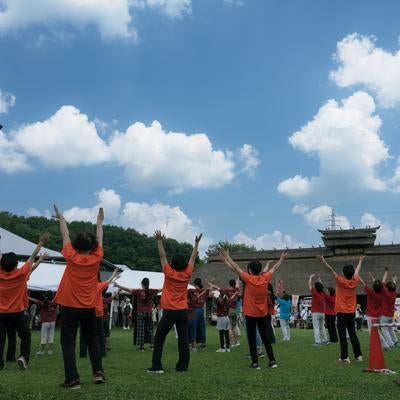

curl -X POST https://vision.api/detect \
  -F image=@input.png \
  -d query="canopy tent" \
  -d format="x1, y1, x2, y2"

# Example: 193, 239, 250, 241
0, 226, 61, 257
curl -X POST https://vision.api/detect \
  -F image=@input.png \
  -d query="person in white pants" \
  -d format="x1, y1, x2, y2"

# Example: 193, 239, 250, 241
277, 293, 292, 341
380, 268, 398, 348
309, 274, 328, 345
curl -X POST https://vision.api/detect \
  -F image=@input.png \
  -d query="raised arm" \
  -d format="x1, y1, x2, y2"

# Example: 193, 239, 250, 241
154, 230, 168, 268
269, 252, 289, 274
27, 234, 50, 266
392, 274, 398, 285
31, 252, 49, 272
114, 282, 133, 294
382, 267, 388, 284
107, 268, 121, 284
317, 255, 337, 278
28, 297, 39, 304
308, 274, 315, 291
354, 255, 365, 277
96, 207, 104, 247
188, 234, 202, 267
263, 260, 274, 273
358, 275, 366, 287
53, 205, 70, 247
217, 247, 244, 276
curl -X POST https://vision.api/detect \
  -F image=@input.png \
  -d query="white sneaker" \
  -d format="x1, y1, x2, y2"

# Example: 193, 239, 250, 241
338, 357, 351, 364
226, 348, 231, 353
17, 356, 27, 370
47, 350, 53, 355
216, 348, 226, 353
36, 351, 45, 356
355, 355, 363, 362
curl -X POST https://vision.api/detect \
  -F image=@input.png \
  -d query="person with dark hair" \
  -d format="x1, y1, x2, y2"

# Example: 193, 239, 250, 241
53, 205, 105, 389
215, 292, 231, 352
102, 290, 119, 352
115, 278, 160, 352
324, 287, 338, 343
147, 230, 202, 374
358, 273, 389, 350
0, 234, 49, 370
189, 277, 209, 349
277, 292, 292, 341
318, 255, 364, 363
266, 283, 277, 345
308, 273, 328, 346
381, 267, 398, 348
29, 292, 58, 355
218, 249, 289, 369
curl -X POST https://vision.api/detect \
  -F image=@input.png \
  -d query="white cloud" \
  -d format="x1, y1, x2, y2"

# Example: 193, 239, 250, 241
64, 189, 121, 222
331, 33, 400, 108
238, 144, 260, 178
134, 0, 191, 18
0, 89, 16, 113
361, 213, 400, 244
233, 231, 304, 250
109, 120, 235, 193
0, 130, 29, 173
278, 91, 390, 198
293, 204, 350, 230
13, 106, 110, 168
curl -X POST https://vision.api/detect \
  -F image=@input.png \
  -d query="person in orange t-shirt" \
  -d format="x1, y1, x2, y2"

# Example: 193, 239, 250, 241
218, 248, 289, 369
148, 230, 202, 374
53, 205, 105, 389
0, 234, 49, 370
318, 255, 364, 363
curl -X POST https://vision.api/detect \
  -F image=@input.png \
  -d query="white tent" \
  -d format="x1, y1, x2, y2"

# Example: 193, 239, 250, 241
0, 226, 61, 257
24, 262, 66, 292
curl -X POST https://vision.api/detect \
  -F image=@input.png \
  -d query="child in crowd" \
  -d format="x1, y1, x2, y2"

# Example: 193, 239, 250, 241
324, 287, 338, 343
277, 293, 291, 341
53, 205, 105, 389
218, 248, 289, 369
318, 255, 364, 363
115, 278, 160, 351
148, 230, 202, 374
0, 234, 49, 370
29, 292, 58, 355
381, 267, 398, 348
308, 273, 328, 345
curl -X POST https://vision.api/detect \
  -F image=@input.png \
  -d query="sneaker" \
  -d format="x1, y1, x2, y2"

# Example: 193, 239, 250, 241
17, 356, 27, 370
226, 348, 231, 353
337, 357, 351, 364
47, 350, 53, 355
216, 348, 226, 353
60, 380, 81, 390
94, 371, 105, 384
258, 352, 265, 358
36, 351, 45, 356
249, 363, 261, 370
147, 367, 164, 374
355, 355, 363, 362
191, 347, 197, 353
268, 361, 278, 368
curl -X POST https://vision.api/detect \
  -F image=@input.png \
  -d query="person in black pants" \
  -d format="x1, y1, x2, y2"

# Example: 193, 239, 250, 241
5, 322, 16, 362
148, 230, 202, 374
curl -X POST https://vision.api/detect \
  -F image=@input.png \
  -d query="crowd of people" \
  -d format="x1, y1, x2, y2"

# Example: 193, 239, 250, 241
0, 205, 399, 389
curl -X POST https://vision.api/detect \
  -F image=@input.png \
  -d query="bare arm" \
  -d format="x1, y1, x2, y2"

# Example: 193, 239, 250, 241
26, 234, 50, 266
382, 267, 388, 284
96, 208, 104, 247
217, 247, 244, 276
28, 297, 39, 304
354, 255, 365, 277
154, 230, 168, 268
317, 255, 338, 278
114, 282, 133, 294
31, 252, 49, 272
269, 252, 289, 274
393, 274, 398, 285
107, 268, 120, 284
53, 205, 70, 247
358, 275, 366, 287
308, 274, 315, 291
263, 260, 274, 273
188, 234, 202, 267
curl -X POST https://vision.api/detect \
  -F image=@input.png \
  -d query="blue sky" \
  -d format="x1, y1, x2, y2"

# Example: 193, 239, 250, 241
1, 0, 400, 254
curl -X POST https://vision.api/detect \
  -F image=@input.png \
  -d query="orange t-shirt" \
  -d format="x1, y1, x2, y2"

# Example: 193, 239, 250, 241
55, 243, 103, 308
95, 281, 109, 317
160, 263, 193, 310
335, 275, 359, 314
0, 262, 31, 313
240, 271, 272, 317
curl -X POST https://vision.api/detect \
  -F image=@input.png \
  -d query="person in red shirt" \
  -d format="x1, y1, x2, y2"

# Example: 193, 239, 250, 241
318, 255, 364, 363
218, 248, 289, 369
115, 278, 160, 352
53, 205, 105, 389
381, 267, 398, 348
324, 287, 338, 343
215, 293, 231, 352
308, 273, 328, 345
187, 290, 196, 351
358, 274, 389, 350
0, 234, 49, 370
148, 230, 202, 374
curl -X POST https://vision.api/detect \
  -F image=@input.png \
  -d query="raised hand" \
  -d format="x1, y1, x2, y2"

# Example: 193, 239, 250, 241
97, 207, 104, 223
359, 255, 366, 262
39, 232, 51, 243
280, 251, 289, 260
154, 230, 166, 241
195, 233, 203, 243
38, 252, 49, 262
53, 204, 62, 219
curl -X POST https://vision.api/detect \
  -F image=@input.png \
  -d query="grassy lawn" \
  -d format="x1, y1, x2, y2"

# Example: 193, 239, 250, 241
0, 325, 399, 400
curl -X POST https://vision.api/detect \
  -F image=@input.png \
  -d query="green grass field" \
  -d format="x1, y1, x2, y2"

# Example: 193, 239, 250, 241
0, 326, 399, 400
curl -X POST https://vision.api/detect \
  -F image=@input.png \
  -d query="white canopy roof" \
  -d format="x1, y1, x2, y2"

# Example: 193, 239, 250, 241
0, 226, 62, 257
